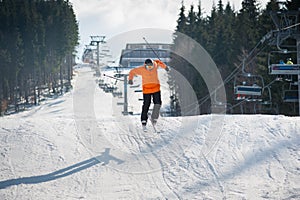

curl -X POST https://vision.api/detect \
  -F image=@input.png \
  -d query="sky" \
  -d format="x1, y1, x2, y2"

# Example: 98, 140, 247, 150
69, 0, 270, 61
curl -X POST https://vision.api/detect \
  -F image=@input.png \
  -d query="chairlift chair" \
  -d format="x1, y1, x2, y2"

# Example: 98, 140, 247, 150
282, 82, 299, 103
268, 50, 300, 75
283, 90, 298, 102
233, 73, 264, 102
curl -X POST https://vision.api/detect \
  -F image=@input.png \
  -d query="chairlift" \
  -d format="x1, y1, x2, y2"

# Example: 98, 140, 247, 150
268, 50, 300, 75
282, 82, 299, 102
269, 64, 300, 75
233, 73, 264, 102
283, 90, 298, 102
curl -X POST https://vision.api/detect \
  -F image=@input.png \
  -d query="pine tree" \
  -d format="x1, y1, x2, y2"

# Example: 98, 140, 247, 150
194, 0, 207, 46
223, 2, 237, 66
236, 0, 261, 51
186, 4, 197, 38
175, 1, 187, 34
0, 0, 78, 114
286, 0, 300, 10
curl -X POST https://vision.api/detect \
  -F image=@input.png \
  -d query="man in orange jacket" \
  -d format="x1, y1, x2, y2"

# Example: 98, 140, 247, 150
128, 58, 169, 130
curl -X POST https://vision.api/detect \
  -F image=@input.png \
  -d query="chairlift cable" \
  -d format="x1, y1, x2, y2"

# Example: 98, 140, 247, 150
173, 23, 300, 112
277, 22, 300, 31
171, 31, 270, 112
196, 40, 268, 107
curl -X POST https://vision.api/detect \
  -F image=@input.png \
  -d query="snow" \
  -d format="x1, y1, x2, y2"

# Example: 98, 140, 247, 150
0, 65, 299, 199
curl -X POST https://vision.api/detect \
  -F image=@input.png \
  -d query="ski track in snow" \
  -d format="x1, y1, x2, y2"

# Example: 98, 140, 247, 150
0, 66, 299, 199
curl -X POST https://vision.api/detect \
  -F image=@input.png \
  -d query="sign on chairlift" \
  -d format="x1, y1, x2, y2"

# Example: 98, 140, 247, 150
234, 85, 262, 96
269, 64, 300, 75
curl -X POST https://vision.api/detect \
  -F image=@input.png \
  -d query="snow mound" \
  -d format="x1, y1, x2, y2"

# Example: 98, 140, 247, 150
0, 66, 299, 199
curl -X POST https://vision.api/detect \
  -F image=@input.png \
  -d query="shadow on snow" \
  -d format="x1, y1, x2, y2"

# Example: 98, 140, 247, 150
0, 148, 124, 189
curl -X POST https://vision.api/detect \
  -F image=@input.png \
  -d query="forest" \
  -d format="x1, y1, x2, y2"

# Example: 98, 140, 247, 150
1, 0, 299, 116
170, 0, 300, 116
0, 0, 78, 115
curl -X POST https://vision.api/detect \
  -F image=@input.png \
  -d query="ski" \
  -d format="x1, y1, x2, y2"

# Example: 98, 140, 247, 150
141, 123, 158, 133
142, 125, 147, 132
147, 112, 159, 133
151, 124, 157, 133
150, 120, 159, 133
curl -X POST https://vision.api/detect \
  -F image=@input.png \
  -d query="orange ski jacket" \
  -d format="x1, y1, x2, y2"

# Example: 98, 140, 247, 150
128, 60, 167, 94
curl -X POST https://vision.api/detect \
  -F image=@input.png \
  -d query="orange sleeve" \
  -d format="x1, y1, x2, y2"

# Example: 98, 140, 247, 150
154, 60, 167, 69
129, 67, 142, 80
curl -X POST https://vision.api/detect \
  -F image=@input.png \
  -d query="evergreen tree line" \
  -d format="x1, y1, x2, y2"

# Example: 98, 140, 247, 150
0, 0, 79, 115
170, 0, 300, 115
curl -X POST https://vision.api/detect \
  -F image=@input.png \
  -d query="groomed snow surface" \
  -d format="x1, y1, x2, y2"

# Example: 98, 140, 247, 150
0, 65, 299, 200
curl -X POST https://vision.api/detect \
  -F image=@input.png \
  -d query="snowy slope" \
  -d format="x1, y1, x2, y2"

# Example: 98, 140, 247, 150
0, 65, 299, 200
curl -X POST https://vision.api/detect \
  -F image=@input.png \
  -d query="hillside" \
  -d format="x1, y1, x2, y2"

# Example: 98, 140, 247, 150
0, 66, 299, 200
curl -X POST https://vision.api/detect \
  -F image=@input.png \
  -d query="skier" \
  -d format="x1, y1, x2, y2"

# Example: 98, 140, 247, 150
286, 58, 293, 64
128, 58, 169, 131
285, 58, 293, 81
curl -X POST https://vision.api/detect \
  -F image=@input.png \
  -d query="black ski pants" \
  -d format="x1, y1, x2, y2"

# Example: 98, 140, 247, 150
141, 91, 162, 123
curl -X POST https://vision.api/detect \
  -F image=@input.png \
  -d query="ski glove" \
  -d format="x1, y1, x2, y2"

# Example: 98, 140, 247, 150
128, 80, 133, 85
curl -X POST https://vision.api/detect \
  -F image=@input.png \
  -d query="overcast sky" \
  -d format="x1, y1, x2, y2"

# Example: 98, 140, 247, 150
69, 0, 269, 60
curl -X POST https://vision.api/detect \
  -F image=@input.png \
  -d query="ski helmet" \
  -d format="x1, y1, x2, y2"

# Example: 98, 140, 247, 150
145, 59, 153, 65
144, 59, 154, 70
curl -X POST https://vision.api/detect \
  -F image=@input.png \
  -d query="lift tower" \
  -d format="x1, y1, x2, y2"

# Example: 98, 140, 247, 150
90, 36, 106, 76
